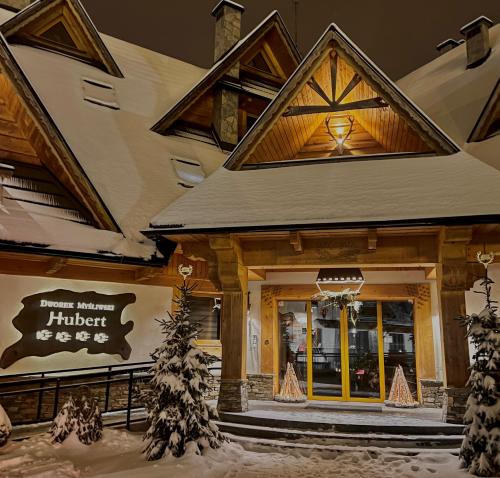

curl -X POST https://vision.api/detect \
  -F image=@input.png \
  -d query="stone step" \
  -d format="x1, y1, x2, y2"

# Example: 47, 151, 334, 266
218, 412, 464, 436
217, 421, 463, 449
305, 402, 384, 413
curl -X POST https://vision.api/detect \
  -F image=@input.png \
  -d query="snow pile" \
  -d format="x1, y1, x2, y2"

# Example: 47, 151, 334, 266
143, 280, 225, 459
0, 404, 11, 448
50, 394, 103, 446
0, 429, 468, 477
459, 275, 500, 477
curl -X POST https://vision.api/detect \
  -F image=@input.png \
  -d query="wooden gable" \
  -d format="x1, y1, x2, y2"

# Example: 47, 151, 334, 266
225, 25, 459, 170
1, 0, 123, 77
468, 79, 500, 142
151, 11, 300, 141
0, 34, 118, 231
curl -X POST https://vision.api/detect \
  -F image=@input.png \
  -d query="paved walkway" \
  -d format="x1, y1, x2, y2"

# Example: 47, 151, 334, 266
236, 400, 459, 429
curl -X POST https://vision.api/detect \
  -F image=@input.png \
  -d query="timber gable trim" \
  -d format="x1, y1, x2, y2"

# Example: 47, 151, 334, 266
1, 0, 124, 78
0, 33, 120, 232
150, 10, 300, 135
224, 24, 460, 170
468, 78, 500, 143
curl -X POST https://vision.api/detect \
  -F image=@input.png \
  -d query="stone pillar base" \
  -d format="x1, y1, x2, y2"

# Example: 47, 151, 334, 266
247, 374, 274, 400
420, 379, 445, 408
442, 387, 469, 423
217, 378, 248, 412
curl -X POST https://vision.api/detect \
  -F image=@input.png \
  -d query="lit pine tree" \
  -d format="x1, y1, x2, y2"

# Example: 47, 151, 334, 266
143, 278, 225, 460
459, 274, 500, 477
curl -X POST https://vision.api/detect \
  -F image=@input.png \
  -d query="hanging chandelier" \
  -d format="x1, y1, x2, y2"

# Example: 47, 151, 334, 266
313, 268, 365, 326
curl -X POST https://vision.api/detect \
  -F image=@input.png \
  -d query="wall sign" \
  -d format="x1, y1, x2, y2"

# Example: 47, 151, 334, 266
0, 289, 136, 368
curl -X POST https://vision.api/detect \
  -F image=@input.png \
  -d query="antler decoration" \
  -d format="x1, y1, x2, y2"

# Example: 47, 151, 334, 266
325, 115, 355, 155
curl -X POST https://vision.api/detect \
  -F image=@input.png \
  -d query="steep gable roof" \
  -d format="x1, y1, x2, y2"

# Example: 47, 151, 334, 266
398, 24, 500, 147
0, 32, 119, 231
1, 0, 123, 77
151, 10, 300, 135
224, 23, 459, 170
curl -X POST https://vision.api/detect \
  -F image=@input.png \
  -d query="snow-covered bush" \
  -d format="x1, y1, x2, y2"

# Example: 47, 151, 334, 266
459, 276, 500, 477
0, 402, 12, 447
143, 280, 225, 460
50, 394, 102, 445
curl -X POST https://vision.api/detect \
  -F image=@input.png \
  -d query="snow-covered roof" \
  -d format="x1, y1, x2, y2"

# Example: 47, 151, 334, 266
398, 24, 500, 169
148, 151, 500, 233
0, 5, 231, 258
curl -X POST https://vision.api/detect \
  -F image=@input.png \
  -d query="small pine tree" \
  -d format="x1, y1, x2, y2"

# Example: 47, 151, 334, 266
76, 395, 103, 445
50, 395, 79, 444
459, 275, 500, 477
50, 394, 102, 445
0, 403, 12, 447
143, 280, 225, 460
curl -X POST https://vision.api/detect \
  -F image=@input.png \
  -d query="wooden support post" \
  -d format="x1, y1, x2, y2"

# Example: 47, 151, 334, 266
438, 227, 472, 388
209, 235, 249, 412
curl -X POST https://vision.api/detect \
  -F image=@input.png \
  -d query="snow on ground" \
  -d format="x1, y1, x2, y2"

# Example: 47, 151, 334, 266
0, 429, 469, 478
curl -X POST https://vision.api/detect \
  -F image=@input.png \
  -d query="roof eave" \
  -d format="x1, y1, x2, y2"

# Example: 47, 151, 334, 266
143, 214, 500, 238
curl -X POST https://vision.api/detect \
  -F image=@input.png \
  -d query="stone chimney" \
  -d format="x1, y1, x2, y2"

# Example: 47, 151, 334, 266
436, 38, 464, 54
212, 0, 245, 63
211, 0, 245, 150
0, 0, 31, 11
460, 16, 494, 68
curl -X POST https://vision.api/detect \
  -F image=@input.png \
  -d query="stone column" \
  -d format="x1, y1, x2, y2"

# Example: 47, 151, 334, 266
211, 1, 244, 150
437, 226, 473, 423
209, 235, 249, 412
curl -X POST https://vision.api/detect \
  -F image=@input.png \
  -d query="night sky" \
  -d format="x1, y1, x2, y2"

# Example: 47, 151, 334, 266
82, 0, 500, 80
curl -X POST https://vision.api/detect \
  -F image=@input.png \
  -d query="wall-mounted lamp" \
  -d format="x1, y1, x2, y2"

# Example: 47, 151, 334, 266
325, 115, 355, 155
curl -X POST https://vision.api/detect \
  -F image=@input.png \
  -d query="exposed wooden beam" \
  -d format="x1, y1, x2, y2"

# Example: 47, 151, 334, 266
46, 257, 66, 275
330, 53, 337, 102
424, 266, 437, 280
248, 268, 267, 281
289, 231, 303, 253
307, 77, 332, 105
284, 97, 387, 116
242, 234, 438, 268
134, 266, 163, 282
336, 73, 361, 104
367, 228, 377, 251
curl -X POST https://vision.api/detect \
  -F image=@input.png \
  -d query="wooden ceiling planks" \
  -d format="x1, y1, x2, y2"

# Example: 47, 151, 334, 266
335, 54, 431, 154
243, 45, 436, 165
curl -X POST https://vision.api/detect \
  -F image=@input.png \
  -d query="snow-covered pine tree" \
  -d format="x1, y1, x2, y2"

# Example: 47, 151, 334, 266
143, 279, 225, 460
75, 395, 103, 445
0, 403, 12, 447
50, 393, 103, 445
50, 395, 78, 444
459, 274, 500, 477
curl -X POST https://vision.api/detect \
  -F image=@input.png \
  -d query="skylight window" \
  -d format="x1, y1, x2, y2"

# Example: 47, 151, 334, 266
81, 77, 119, 110
172, 158, 206, 188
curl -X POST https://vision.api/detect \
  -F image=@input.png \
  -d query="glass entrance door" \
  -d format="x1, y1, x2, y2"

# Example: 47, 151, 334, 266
277, 299, 413, 403
307, 300, 385, 402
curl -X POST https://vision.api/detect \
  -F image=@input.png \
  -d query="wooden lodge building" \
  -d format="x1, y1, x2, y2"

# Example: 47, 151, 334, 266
0, 0, 498, 423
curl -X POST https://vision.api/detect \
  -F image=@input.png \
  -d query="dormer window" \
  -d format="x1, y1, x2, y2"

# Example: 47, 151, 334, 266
172, 158, 206, 189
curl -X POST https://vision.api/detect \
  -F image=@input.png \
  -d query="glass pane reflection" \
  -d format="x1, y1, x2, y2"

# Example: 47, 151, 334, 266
348, 301, 381, 399
382, 301, 417, 400
278, 301, 308, 393
311, 301, 343, 396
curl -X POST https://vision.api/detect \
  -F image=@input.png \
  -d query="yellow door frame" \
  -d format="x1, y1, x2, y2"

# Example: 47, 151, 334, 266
305, 300, 386, 403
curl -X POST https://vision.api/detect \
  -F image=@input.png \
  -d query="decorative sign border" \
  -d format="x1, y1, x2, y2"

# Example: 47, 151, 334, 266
0, 289, 136, 368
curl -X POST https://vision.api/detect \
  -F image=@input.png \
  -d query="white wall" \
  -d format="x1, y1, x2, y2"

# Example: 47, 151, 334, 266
0, 274, 172, 375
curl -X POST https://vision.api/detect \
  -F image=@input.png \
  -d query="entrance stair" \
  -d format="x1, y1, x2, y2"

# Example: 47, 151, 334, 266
217, 402, 464, 450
